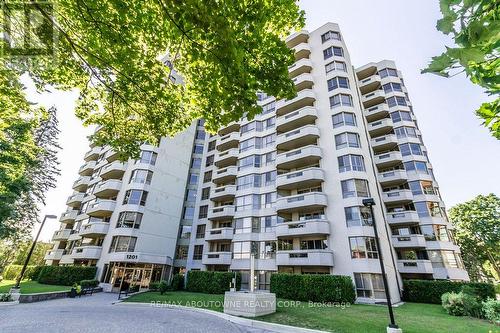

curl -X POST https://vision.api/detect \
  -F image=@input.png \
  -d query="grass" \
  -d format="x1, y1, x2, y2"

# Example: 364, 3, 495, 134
0, 280, 70, 294
125, 291, 498, 333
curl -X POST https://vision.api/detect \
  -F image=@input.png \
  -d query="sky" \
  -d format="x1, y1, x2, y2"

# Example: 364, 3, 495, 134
31, 0, 499, 241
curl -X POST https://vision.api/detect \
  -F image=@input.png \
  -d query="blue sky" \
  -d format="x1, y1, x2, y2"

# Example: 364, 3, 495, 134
32, 0, 499, 241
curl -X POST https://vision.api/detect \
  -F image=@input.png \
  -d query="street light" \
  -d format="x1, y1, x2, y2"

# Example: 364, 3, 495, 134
13, 214, 58, 290
362, 198, 400, 333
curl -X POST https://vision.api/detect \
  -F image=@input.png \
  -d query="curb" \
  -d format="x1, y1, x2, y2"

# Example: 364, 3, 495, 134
116, 301, 327, 333
0, 301, 19, 307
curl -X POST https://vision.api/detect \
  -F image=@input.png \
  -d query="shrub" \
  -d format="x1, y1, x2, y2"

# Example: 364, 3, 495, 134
442, 292, 466, 316
2, 265, 37, 280
482, 298, 500, 324
170, 274, 184, 291
158, 280, 169, 295
28, 266, 44, 281
270, 273, 356, 303
403, 279, 495, 304
80, 279, 99, 289
0, 293, 13, 302
186, 271, 241, 294
38, 266, 97, 286
149, 282, 160, 291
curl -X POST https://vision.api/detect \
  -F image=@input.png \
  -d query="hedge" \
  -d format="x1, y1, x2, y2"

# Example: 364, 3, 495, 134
2, 265, 38, 280
403, 279, 495, 304
29, 265, 44, 281
38, 266, 97, 286
80, 279, 99, 288
186, 271, 241, 294
270, 273, 356, 303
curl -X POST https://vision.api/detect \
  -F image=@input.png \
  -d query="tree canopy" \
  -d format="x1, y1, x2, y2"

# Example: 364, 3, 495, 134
2, 0, 304, 157
449, 193, 500, 282
422, 0, 499, 139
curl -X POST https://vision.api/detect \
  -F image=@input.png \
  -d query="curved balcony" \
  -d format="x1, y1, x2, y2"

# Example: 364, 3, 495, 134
292, 42, 311, 61
100, 162, 126, 180
276, 145, 322, 169
276, 192, 327, 213
79, 222, 110, 237
276, 89, 315, 116
378, 169, 408, 186
276, 125, 320, 151
202, 252, 232, 266
52, 229, 72, 241
275, 219, 330, 238
361, 90, 385, 108
72, 246, 102, 260
84, 147, 101, 161
397, 260, 433, 275
66, 193, 84, 208
93, 179, 122, 198
218, 122, 240, 136
72, 176, 90, 192
364, 103, 390, 122
382, 189, 413, 204
44, 249, 66, 261
86, 200, 116, 217
276, 106, 317, 132
216, 132, 239, 152
205, 227, 234, 241
276, 167, 324, 190
285, 30, 309, 48
367, 118, 394, 137
371, 134, 398, 152
212, 166, 237, 184
374, 151, 403, 168
288, 58, 313, 78
59, 254, 74, 265
210, 185, 236, 202
68, 230, 81, 241
208, 205, 235, 220
60, 210, 78, 223
391, 235, 427, 248
214, 148, 238, 168
358, 74, 381, 94
78, 161, 96, 176
276, 250, 334, 266
105, 149, 121, 162
292, 73, 314, 91
386, 211, 420, 225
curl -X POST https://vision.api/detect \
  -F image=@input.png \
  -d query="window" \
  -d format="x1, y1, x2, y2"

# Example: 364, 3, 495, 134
191, 158, 202, 168
129, 169, 153, 184
327, 76, 349, 91
421, 224, 451, 241
338, 154, 365, 172
183, 207, 195, 220
201, 187, 210, 200
383, 82, 403, 93
262, 101, 275, 114
428, 250, 462, 268
238, 155, 260, 170
193, 144, 204, 154
207, 140, 216, 152
349, 237, 378, 259
404, 161, 428, 174
185, 189, 197, 202
335, 132, 360, 149
390, 110, 412, 123
109, 236, 137, 253
193, 245, 203, 260
300, 239, 328, 250
197, 119, 205, 126
354, 273, 386, 299
196, 224, 206, 238
341, 179, 370, 198
236, 194, 261, 211
323, 46, 343, 59
399, 143, 423, 156
408, 180, 435, 196
175, 245, 188, 260
195, 130, 205, 140
387, 96, 407, 108
332, 112, 356, 128
123, 190, 148, 206
345, 206, 373, 227
198, 205, 208, 219
394, 126, 417, 138
325, 60, 347, 73
330, 93, 353, 108
137, 151, 157, 165
321, 30, 341, 42
116, 212, 143, 229
205, 155, 214, 167
203, 171, 212, 183
378, 68, 398, 78
188, 173, 199, 185
415, 201, 443, 218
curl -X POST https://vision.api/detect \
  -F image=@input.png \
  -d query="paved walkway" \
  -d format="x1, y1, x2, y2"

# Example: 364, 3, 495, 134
0, 293, 273, 333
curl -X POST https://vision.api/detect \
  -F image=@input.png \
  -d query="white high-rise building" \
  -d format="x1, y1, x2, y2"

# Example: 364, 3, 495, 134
46, 22, 468, 301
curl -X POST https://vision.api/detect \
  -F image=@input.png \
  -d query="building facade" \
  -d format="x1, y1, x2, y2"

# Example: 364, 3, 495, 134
46, 22, 468, 301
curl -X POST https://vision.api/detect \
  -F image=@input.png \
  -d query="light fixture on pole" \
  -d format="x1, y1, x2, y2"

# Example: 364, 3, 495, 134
362, 198, 401, 333
13, 214, 57, 291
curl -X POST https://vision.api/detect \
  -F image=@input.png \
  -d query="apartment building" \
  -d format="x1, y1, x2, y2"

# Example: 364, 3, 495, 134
46, 22, 468, 302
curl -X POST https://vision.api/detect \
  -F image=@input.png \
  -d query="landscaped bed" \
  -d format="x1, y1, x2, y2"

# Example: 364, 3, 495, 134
125, 291, 497, 333
0, 280, 70, 294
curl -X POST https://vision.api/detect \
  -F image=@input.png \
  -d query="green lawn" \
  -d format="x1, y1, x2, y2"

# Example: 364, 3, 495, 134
0, 280, 70, 294
125, 291, 498, 333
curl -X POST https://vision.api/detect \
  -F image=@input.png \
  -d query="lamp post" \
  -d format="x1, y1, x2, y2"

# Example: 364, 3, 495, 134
13, 214, 57, 290
362, 198, 400, 332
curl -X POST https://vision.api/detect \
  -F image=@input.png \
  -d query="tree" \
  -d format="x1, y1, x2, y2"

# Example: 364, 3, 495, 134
0, 240, 51, 272
2, 1, 304, 158
449, 193, 500, 282
422, 0, 499, 139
